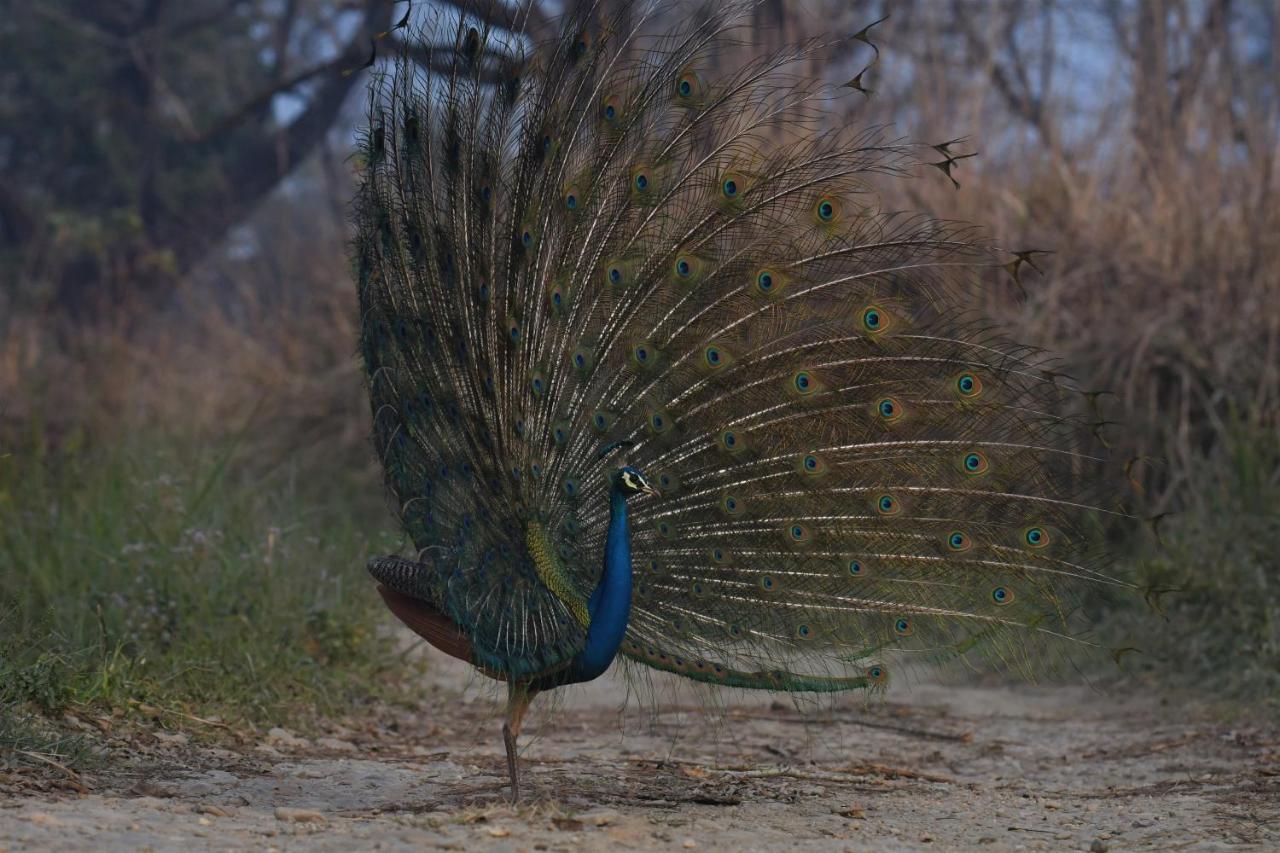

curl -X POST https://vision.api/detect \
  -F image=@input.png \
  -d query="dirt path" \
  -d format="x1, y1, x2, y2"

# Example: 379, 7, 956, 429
1, 650, 1276, 852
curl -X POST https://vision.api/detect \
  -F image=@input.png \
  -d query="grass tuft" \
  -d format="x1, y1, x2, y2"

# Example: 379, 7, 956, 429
0, 429, 414, 768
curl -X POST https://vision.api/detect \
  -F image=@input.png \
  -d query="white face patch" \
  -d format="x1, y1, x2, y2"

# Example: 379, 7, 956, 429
621, 470, 639, 490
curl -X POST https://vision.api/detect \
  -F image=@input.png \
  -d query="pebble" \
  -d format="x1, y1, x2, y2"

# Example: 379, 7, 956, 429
274, 807, 326, 824
316, 737, 358, 753
581, 810, 619, 826
265, 727, 310, 749
1090, 841, 1109, 853
682, 840, 697, 849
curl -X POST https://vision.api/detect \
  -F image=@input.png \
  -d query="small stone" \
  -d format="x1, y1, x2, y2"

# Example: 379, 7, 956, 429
315, 737, 358, 753
197, 817, 212, 827
265, 727, 310, 749
274, 807, 326, 824
682, 840, 697, 849
581, 810, 619, 826
487, 827, 511, 837
1090, 841, 1109, 853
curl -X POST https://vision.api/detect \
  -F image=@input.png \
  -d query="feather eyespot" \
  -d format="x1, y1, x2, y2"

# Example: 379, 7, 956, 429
1024, 526, 1049, 548
565, 191, 579, 211
876, 396, 903, 422
947, 531, 972, 551
571, 347, 593, 374
673, 255, 702, 282
530, 372, 547, 397
572, 30, 590, 55
848, 559, 865, 576
710, 547, 730, 564
956, 372, 983, 397
634, 171, 649, 191
862, 305, 889, 334
675, 70, 702, 102
876, 493, 901, 515
792, 370, 817, 395
607, 264, 624, 286
591, 410, 614, 432
704, 345, 724, 368
721, 494, 743, 515
962, 451, 989, 475
648, 410, 672, 433
796, 624, 812, 640
797, 452, 828, 478
866, 664, 888, 685
893, 617, 914, 637
720, 430, 743, 452
815, 195, 841, 223
991, 586, 1015, 605
562, 476, 580, 498
759, 574, 776, 592
600, 95, 623, 124
787, 523, 811, 543
552, 421, 569, 444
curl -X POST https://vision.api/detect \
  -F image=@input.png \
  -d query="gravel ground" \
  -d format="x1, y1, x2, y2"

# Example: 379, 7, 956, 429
1, 649, 1276, 852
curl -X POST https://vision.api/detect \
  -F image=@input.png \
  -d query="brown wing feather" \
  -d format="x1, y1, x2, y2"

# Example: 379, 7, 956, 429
377, 585, 484, 668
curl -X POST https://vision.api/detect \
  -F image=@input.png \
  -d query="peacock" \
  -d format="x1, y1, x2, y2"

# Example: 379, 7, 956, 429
352, 0, 1128, 802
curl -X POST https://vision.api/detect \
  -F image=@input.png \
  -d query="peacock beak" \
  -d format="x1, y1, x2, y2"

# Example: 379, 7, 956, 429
641, 482, 661, 498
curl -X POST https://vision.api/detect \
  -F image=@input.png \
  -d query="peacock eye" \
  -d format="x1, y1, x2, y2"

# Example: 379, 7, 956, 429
877, 397, 901, 420
992, 586, 1014, 605
957, 372, 981, 396
862, 306, 884, 332
722, 178, 738, 197
634, 172, 649, 190
566, 193, 578, 210
609, 267, 622, 284
848, 560, 863, 576
816, 196, 839, 222
1025, 527, 1048, 548
948, 531, 970, 550
675, 258, 692, 277
804, 455, 818, 470
679, 79, 692, 96
963, 451, 989, 474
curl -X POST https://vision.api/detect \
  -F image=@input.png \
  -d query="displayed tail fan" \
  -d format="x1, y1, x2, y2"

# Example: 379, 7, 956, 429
353, 0, 1130, 797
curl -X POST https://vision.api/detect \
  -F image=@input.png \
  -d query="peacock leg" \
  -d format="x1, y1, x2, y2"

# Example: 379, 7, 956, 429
502, 683, 535, 803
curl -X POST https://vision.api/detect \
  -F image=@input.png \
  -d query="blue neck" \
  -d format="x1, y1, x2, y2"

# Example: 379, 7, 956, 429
566, 487, 633, 683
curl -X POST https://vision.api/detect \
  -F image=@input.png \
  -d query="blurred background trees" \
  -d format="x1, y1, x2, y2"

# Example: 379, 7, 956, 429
1, 0, 1276, 725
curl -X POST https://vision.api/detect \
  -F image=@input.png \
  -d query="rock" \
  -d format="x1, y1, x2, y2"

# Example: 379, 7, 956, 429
265, 727, 310, 749
487, 827, 511, 837
682, 840, 698, 849
315, 737, 358, 753
196, 804, 232, 817
274, 807, 326, 823
580, 810, 619, 826
1090, 841, 1109, 853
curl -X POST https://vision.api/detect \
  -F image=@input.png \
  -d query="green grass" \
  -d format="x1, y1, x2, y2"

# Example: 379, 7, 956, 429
0, 429, 414, 766
1116, 422, 1280, 704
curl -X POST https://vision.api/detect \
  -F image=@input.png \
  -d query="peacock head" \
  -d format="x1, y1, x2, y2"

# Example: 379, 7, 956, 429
614, 466, 660, 498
